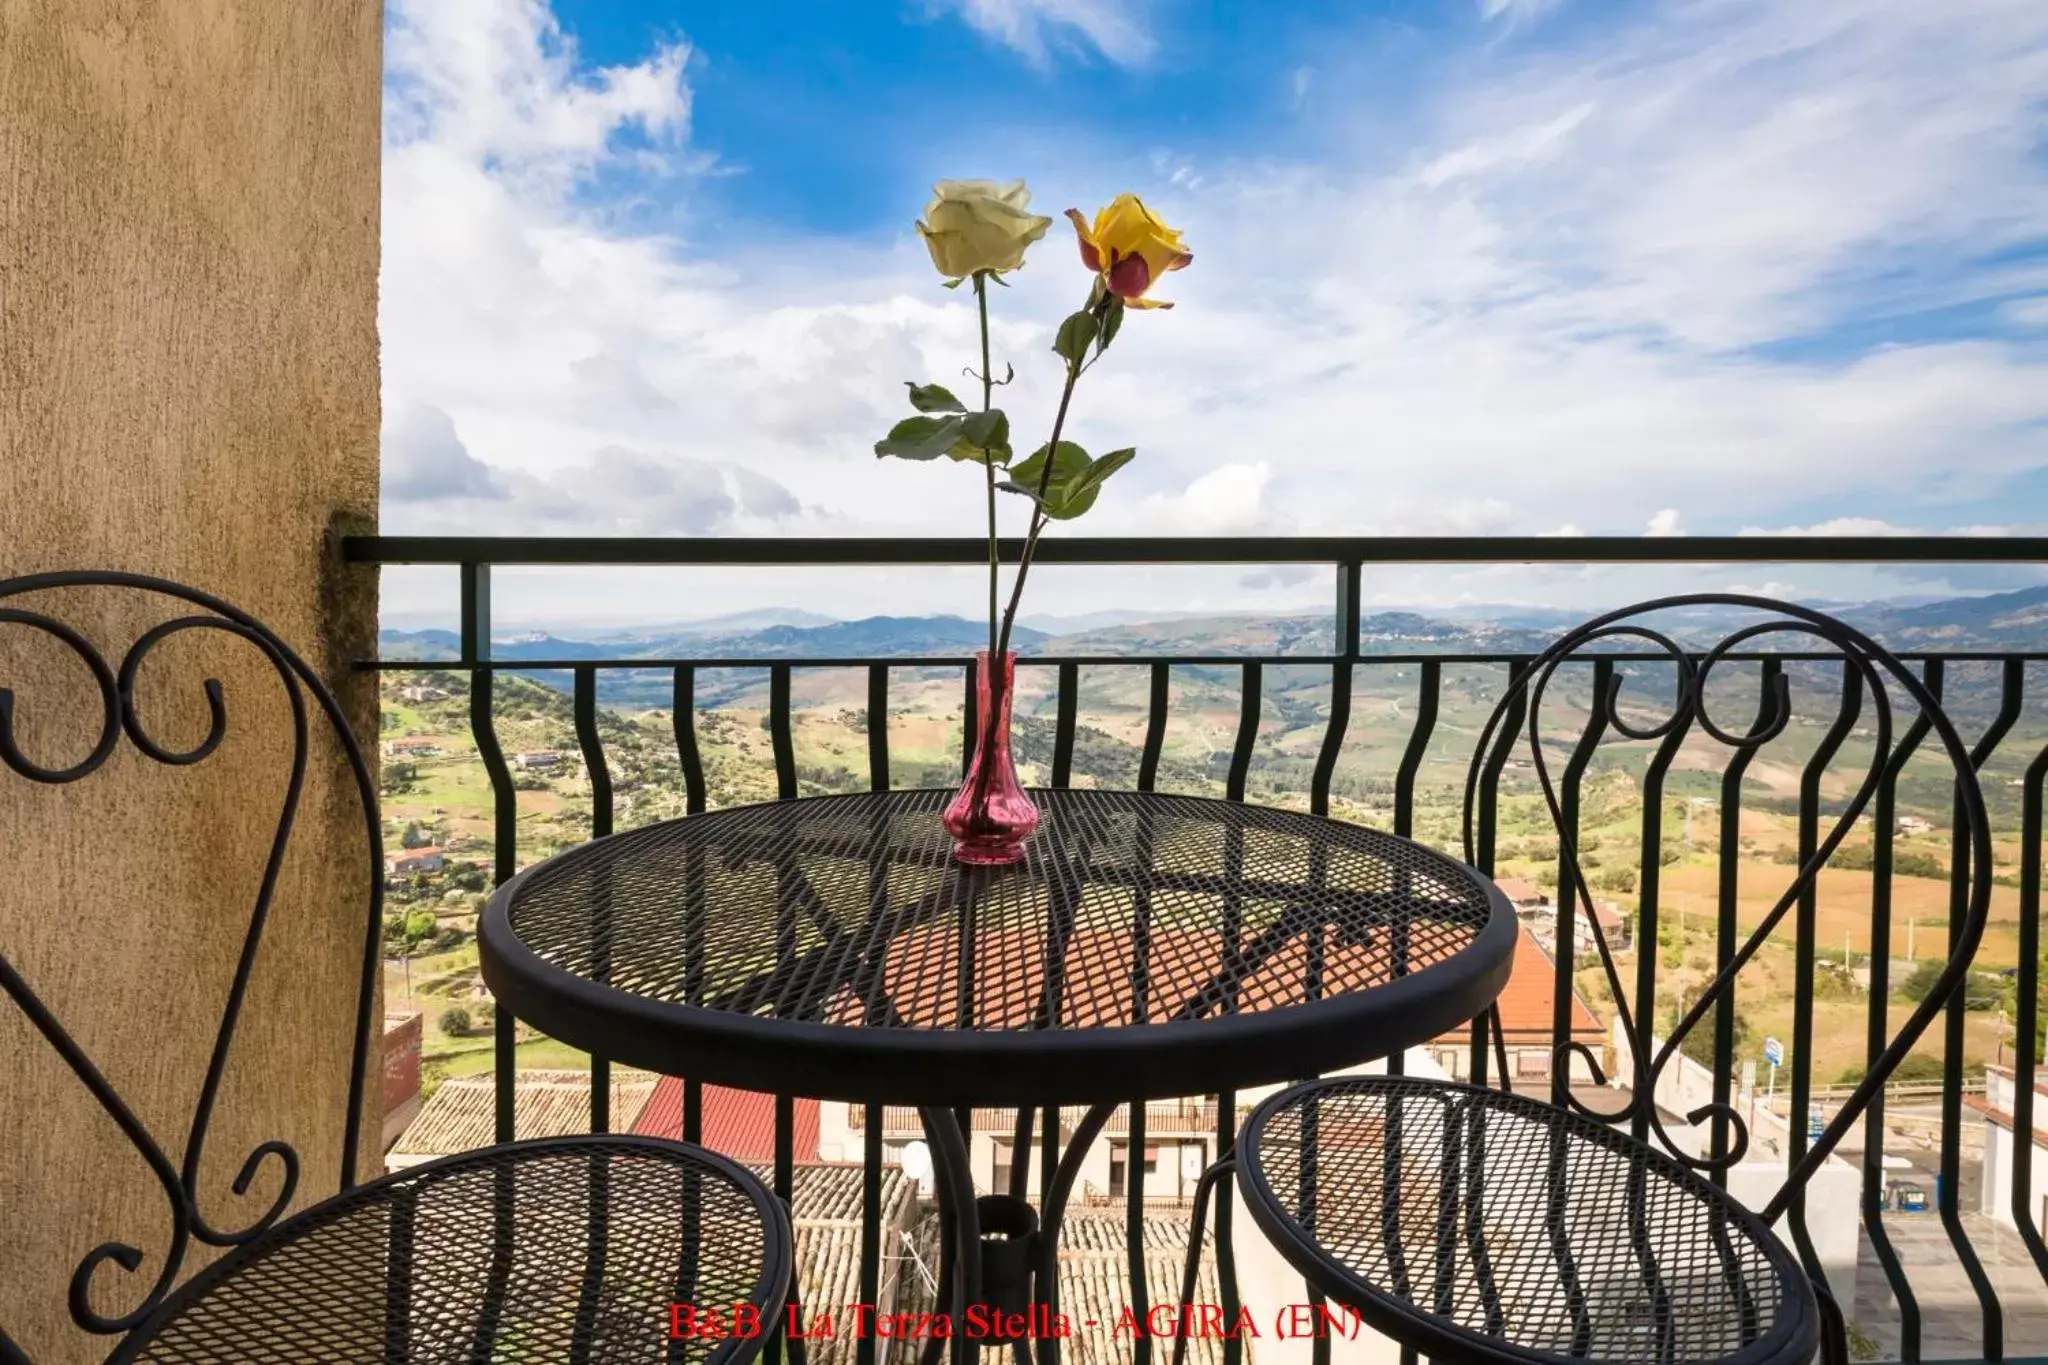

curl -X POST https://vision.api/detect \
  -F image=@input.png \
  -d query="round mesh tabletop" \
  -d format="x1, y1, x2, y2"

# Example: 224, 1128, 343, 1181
120, 1136, 790, 1365
481, 789, 1515, 1106
1237, 1078, 1816, 1365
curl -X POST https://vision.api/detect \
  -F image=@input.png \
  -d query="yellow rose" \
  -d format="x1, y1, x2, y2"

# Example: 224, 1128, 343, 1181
1065, 194, 1192, 308
917, 179, 1054, 280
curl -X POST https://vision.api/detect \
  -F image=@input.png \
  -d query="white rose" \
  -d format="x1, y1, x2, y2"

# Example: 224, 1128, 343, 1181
916, 180, 1053, 279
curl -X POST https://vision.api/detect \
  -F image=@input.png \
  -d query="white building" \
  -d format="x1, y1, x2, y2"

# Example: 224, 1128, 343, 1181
813, 1098, 1221, 1206
1614, 1022, 1861, 1311
1979, 1063, 2048, 1233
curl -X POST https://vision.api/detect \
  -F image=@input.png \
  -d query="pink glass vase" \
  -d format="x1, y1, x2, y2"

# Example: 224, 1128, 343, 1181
943, 651, 1039, 865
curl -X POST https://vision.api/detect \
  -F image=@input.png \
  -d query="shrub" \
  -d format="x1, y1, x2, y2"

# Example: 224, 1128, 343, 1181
1899, 960, 2002, 1010
1891, 1053, 1946, 1085
1895, 850, 1946, 879
1812, 962, 1863, 1001
438, 1007, 473, 1037
1593, 866, 1637, 894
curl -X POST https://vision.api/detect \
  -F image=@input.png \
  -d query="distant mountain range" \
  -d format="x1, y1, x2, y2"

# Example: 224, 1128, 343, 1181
380, 614, 1052, 664
378, 585, 2048, 713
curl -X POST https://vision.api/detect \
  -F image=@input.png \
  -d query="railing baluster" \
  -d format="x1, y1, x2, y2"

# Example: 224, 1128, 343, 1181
1475, 660, 1529, 874
1310, 661, 1351, 821
1633, 664, 1690, 1145
1138, 663, 1169, 793
868, 664, 890, 792
461, 565, 519, 1144
1216, 1088, 1240, 1365
673, 665, 706, 815
2012, 684, 2048, 1287
1310, 562, 1361, 822
1052, 662, 1078, 788
1125, 1103, 1150, 1365
1394, 662, 1440, 841
1939, 659, 2024, 1358
858, 1107, 883, 1365
771, 1093, 800, 1365
1713, 661, 1775, 1187
573, 665, 613, 1133
1787, 665, 1861, 1280
771, 663, 796, 801
1864, 660, 1933, 1353
1553, 658, 1612, 1109
1227, 663, 1261, 803
457, 563, 517, 1360
1469, 661, 1527, 1091
1377, 656, 1440, 1365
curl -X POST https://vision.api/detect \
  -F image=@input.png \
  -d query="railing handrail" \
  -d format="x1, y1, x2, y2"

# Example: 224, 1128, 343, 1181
343, 533, 2048, 567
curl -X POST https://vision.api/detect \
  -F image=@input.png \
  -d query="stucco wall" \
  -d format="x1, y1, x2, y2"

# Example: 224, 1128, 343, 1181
0, 1, 382, 1358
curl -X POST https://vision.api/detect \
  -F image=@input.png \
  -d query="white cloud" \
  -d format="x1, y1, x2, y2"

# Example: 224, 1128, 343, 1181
932, 0, 1154, 66
2003, 296, 2048, 328
1136, 463, 1274, 534
384, 403, 506, 501
1738, 517, 1920, 537
1480, 0, 1565, 24
1645, 509, 1684, 537
380, 0, 974, 551
377, 0, 2048, 622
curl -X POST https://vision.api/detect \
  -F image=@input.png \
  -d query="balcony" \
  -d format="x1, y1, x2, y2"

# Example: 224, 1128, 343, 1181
336, 533, 2048, 1365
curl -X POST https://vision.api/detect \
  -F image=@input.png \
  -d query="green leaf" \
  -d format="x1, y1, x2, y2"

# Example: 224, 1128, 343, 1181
947, 409, 1012, 465
941, 277, 965, 290
1064, 447, 1136, 505
875, 414, 965, 461
1002, 441, 1103, 518
1053, 311, 1099, 366
1096, 297, 1125, 356
995, 479, 1046, 508
1005, 440, 1088, 495
906, 382, 967, 414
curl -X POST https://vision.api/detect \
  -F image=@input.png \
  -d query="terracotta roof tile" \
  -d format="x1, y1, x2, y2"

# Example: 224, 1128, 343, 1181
634, 1078, 823, 1162
390, 1068, 658, 1158
1449, 926, 1601, 1042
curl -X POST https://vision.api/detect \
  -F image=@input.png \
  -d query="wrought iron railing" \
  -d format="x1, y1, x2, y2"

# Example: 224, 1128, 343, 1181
345, 534, 2048, 1365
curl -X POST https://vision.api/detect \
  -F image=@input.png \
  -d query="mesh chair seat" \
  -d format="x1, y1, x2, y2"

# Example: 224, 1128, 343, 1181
117, 1136, 790, 1365
1237, 1078, 1818, 1365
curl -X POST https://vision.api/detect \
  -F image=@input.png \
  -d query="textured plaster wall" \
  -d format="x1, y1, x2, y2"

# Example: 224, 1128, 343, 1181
0, 1, 382, 1357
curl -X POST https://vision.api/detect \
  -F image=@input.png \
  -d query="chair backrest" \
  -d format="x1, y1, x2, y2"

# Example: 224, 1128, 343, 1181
0, 571, 383, 1353
1457, 594, 1991, 1225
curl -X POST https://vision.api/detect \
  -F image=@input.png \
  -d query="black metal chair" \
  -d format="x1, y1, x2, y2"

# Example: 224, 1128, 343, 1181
0, 572, 791, 1364
1212, 596, 1993, 1365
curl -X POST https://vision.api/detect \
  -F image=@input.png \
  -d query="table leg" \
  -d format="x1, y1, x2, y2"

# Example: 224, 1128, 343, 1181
919, 1107, 981, 1365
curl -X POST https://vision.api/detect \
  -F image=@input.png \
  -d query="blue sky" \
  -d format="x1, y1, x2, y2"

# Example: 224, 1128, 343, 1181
377, 0, 2048, 626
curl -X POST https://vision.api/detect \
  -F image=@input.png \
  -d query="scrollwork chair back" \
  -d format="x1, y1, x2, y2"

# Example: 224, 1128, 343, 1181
1459, 594, 1990, 1230
0, 572, 383, 1360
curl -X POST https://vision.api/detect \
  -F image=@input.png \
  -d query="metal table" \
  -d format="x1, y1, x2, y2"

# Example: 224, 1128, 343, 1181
480, 787, 1516, 1362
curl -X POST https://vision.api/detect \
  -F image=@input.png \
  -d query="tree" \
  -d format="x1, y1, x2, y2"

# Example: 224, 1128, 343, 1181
438, 1007, 473, 1037
1901, 960, 2002, 1011
1672, 984, 1750, 1070
1899, 959, 1944, 1003
386, 909, 438, 999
